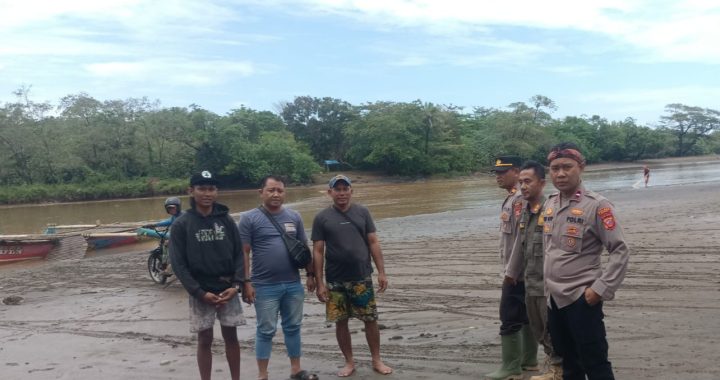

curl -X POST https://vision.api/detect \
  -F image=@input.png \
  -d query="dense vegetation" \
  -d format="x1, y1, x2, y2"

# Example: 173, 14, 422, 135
1, 88, 718, 204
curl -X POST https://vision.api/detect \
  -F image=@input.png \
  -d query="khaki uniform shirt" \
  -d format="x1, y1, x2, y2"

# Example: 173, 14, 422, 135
499, 188, 523, 277
542, 185, 630, 308
506, 196, 546, 296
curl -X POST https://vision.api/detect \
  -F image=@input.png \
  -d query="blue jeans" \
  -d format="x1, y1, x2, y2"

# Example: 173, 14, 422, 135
253, 281, 305, 360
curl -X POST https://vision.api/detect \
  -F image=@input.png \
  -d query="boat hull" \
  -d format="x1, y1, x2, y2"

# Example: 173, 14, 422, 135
85, 233, 141, 250
0, 240, 57, 263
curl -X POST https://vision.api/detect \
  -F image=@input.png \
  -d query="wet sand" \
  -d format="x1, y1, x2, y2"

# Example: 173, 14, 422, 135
2, 181, 719, 379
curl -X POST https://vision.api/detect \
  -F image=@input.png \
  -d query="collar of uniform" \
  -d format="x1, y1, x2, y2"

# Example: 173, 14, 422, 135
554, 184, 584, 210
526, 195, 546, 214
572, 184, 586, 202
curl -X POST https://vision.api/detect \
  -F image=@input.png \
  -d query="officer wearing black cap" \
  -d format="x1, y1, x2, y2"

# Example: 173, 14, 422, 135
492, 155, 523, 173
487, 155, 538, 380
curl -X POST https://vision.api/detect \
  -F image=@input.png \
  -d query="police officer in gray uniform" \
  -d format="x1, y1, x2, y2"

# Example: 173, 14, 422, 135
543, 142, 630, 380
486, 155, 538, 380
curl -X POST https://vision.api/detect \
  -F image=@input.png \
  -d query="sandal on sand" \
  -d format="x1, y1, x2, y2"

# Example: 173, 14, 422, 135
290, 370, 319, 380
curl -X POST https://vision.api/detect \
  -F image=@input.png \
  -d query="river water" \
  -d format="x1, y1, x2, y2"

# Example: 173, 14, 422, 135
1, 160, 719, 235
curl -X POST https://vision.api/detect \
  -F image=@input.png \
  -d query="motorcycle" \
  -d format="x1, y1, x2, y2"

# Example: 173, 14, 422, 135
137, 226, 173, 284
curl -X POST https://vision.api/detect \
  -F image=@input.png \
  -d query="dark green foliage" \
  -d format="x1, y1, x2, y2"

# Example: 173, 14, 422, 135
660, 104, 720, 156
0, 178, 187, 204
0, 89, 714, 205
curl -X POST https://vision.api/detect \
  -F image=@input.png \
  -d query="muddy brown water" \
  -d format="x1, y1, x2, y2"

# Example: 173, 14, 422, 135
1, 160, 719, 235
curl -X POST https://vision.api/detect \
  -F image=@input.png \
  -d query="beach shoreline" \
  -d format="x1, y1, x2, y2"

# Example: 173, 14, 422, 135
1, 179, 719, 379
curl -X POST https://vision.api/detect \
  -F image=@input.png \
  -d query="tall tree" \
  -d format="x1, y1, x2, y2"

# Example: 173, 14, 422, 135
529, 94, 557, 125
660, 103, 720, 156
280, 96, 357, 162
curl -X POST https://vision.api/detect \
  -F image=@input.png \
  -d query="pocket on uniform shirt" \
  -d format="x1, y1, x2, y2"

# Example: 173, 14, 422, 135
560, 233, 582, 253
532, 232, 544, 256
533, 242, 544, 256
501, 221, 512, 234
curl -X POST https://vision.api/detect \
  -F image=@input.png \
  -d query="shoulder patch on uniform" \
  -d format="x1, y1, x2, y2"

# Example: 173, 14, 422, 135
598, 207, 616, 231
513, 201, 522, 218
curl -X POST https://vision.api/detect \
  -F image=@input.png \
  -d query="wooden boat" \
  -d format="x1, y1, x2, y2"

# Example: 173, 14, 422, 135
0, 235, 59, 263
44, 223, 141, 235
44, 223, 149, 251
84, 232, 142, 251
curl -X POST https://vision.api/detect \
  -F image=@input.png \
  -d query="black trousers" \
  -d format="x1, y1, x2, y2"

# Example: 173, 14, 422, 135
499, 281, 528, 335
548, 296, 614, 380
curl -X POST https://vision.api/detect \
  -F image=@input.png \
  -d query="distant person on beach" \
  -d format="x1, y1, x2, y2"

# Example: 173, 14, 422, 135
643, 165, 650, 187
311, 174, 393, 377
169, 170, 246, 380
486, 155, 538, 380
543, 142, 630, 379
505, 160, 563, 380
238, 175, 318, 380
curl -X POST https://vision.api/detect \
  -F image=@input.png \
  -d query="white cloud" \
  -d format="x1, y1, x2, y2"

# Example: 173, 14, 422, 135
0, 0, 265, 60
542, 66, 595, 77
0, 0, 273, 92
252, 0, 720, 64
85, 59, 258, 86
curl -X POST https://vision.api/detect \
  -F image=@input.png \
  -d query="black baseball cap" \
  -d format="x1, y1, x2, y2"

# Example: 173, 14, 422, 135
189, 170, 220, 186
491, 155, 522, 172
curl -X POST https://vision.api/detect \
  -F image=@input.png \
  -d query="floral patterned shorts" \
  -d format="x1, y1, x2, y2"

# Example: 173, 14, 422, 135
326, 277, 378, 322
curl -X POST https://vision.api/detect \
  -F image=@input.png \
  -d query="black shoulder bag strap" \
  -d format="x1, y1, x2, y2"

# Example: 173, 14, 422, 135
257, 206, 291, 239
331, 206, 370, 248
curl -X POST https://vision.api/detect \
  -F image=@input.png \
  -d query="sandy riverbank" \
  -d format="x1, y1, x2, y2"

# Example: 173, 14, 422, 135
1, 180, 719, 380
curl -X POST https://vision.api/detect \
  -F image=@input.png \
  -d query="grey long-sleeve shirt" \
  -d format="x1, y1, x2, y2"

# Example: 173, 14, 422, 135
499, 188, 523, 278
542, 186, 630, 308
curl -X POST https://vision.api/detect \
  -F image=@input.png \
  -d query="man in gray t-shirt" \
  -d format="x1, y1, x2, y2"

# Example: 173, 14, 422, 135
312, 203, 374, 283
239, 175, 317, 380
311, 174, 392, 377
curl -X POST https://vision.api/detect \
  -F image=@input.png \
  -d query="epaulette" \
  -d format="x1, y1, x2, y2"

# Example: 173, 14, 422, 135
584, 189, 606, 202
548, 192, 559, 199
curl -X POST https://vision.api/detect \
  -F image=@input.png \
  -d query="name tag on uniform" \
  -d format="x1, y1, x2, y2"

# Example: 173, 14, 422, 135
284, 223, 296, 233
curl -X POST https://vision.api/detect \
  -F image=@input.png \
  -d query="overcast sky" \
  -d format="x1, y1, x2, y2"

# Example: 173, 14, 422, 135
1, 0, 718, 125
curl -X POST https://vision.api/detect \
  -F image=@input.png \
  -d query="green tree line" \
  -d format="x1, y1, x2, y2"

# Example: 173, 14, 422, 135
1, 88, 719, 204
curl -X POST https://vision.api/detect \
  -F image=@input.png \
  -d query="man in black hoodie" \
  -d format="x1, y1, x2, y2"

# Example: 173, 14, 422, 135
170, 170, 246, 380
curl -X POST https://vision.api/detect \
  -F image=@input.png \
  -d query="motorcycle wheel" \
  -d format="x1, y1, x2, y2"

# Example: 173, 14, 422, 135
148, 251, 168, 285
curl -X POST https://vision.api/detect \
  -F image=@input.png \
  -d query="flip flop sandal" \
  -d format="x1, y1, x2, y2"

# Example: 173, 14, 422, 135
290, 370, 319, 380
